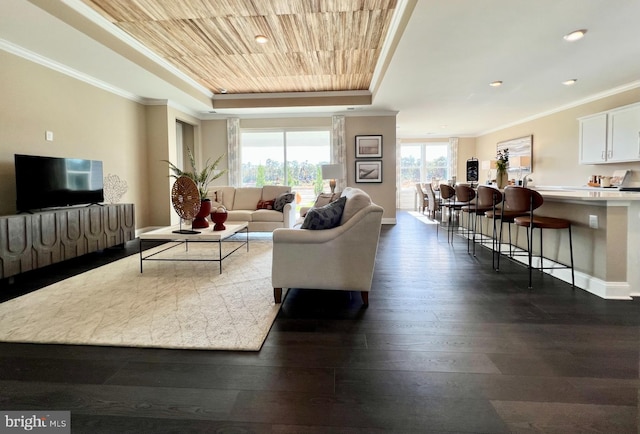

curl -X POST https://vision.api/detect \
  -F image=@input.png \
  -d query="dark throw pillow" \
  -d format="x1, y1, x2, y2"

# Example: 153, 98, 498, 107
256, 199, 275, 210
273, 192, 295, 212
300, 196, 347, 230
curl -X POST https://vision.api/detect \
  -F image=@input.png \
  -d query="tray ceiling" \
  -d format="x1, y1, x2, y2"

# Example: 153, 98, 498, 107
82, 0, 397, 95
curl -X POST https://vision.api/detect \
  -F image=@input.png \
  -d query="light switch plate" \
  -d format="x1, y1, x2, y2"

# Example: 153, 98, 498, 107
45, 131, 53, 141
589, 215, 598, 229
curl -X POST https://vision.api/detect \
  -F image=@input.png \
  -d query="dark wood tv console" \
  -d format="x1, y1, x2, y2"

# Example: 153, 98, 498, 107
0, 203, 135, 280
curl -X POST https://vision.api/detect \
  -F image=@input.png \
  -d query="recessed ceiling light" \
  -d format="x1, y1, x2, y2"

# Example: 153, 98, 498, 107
489, 80, 503, 87
563, 29, 587, 41
219, 88, 228, 94
255, 35, 268, 44
562, 79, 578, 86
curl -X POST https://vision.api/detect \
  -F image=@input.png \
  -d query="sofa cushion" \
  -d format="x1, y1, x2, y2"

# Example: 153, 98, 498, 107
219, 187, 236, 210
262, 185, 291, 201
315, 192, 340, 207
301, 196, 346, 230
234, 187, 263, 210
256, 199, 275, 210
227, 210, 253, 222
274, 192, 295, 212
340, 188, 372, 225
253, 209, 284, 222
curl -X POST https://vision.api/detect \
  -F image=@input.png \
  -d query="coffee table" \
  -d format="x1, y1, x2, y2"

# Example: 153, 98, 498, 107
139, 222, 249, 273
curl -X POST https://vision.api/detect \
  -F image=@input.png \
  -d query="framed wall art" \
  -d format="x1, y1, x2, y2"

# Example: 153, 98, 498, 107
355, 135, 382, 158
355, 160, 382, 183
497, 135, 533, 177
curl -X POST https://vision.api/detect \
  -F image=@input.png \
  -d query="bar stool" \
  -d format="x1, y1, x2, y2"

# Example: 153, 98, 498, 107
484, 190, 529, 271
463, 185, 502, 256
507, 187, 575, 289
454, 184, 476, 252
439, 184, 467, 243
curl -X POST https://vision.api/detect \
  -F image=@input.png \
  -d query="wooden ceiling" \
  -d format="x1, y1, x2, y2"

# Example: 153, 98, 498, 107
82, 0, 397, 95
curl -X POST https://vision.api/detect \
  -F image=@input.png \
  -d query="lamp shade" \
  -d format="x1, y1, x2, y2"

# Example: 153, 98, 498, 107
321, 164, 344, 180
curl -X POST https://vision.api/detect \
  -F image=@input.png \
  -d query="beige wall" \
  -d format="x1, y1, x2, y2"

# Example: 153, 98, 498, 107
345, 115, 397, 221
201, 115, 398, 222
0, 51, 150, 227
475, 88, 640, 186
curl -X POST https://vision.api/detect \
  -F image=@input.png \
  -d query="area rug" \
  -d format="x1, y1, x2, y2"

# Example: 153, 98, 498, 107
0, 239, 282, 351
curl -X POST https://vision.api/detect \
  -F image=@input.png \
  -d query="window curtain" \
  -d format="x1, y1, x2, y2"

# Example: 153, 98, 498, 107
331, 115, 347, 191
448, 137, 459, 182
227, 117, 240, 186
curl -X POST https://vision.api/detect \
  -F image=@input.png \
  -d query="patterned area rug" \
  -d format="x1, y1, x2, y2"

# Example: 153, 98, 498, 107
0, 238, 281, 351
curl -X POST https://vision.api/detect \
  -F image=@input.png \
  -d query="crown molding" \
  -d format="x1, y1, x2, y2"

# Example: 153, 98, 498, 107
479, 81, 640, 136
0, 38, 145, 103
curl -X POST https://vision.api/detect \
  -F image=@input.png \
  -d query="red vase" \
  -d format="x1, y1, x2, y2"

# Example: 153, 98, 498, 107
192, 199, 211, 229
210, 207, 228, 231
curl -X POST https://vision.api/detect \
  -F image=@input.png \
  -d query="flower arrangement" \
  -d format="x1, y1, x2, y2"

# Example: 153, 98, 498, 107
495, 148, 509, 173
164, 147, 226, 200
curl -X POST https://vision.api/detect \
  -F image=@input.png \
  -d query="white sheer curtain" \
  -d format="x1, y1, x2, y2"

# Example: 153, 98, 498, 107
227, 117, 240, 186
448, 137, 459, 183
331, 115, 347, 191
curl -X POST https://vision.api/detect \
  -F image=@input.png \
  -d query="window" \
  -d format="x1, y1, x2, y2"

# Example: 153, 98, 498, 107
398, 142, 449, 209
240, 129, 331, 208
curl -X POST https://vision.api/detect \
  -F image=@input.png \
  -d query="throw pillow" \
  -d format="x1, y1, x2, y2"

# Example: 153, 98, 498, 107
273, 192, 295, 212
256, 199, 275, 210
300, 196, 347, 230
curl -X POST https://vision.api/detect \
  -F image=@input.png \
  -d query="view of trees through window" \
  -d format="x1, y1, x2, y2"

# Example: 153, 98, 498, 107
399, 143, 449, 209
240, 129, 331, 207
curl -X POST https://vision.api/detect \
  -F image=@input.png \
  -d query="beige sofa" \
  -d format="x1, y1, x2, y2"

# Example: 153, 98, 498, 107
207, 185, 297, 232
271, 187, 384, 305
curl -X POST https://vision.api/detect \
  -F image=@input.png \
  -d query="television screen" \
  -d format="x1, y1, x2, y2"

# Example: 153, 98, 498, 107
15, 154, 104, 212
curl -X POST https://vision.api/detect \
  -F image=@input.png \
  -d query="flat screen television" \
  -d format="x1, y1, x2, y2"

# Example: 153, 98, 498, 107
15, 154, 104, 212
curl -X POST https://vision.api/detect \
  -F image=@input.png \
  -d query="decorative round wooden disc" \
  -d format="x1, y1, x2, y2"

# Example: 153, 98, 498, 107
171, 176, 201, 220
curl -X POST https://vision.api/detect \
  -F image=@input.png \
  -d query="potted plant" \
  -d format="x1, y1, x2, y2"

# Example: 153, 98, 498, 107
164, 147, 226, 228
495, 148, 509, 189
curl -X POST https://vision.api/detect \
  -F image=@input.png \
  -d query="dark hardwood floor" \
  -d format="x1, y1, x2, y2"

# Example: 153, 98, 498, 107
0, 211, 638, 433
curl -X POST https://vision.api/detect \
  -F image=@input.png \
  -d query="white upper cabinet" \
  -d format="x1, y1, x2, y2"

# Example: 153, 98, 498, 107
579, 113, 608, 164
607, 104, 640, 163
579, 102, 640, 164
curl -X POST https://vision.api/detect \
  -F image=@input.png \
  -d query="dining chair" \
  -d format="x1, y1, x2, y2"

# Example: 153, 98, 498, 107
424, 183, 440, 220
415, 183, 428, 214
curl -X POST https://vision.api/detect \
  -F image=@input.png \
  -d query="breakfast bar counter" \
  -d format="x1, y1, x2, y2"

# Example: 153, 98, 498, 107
501, 186, 640, 299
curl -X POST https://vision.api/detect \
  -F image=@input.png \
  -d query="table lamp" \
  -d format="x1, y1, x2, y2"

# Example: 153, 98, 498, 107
321, 164, 344, 193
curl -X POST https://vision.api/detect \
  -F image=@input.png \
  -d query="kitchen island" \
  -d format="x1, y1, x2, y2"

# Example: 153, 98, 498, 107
501, 186, 640, 299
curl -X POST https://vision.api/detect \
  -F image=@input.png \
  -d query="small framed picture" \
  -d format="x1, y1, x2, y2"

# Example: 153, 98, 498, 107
355, 160, 382, 183
355, 135, 382, 158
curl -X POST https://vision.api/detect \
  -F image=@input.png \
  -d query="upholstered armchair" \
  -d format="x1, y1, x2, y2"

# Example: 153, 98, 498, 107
271, 187, 384, 305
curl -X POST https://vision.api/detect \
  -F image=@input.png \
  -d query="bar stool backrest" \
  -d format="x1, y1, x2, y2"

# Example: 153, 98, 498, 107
454, 185, 476, 202
504, 186, 543, 213
439, 184, 455, 200
476, 185, 503, 208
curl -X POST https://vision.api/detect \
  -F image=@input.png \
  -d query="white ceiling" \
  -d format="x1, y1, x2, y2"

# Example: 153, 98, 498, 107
2, 0, 640, 139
